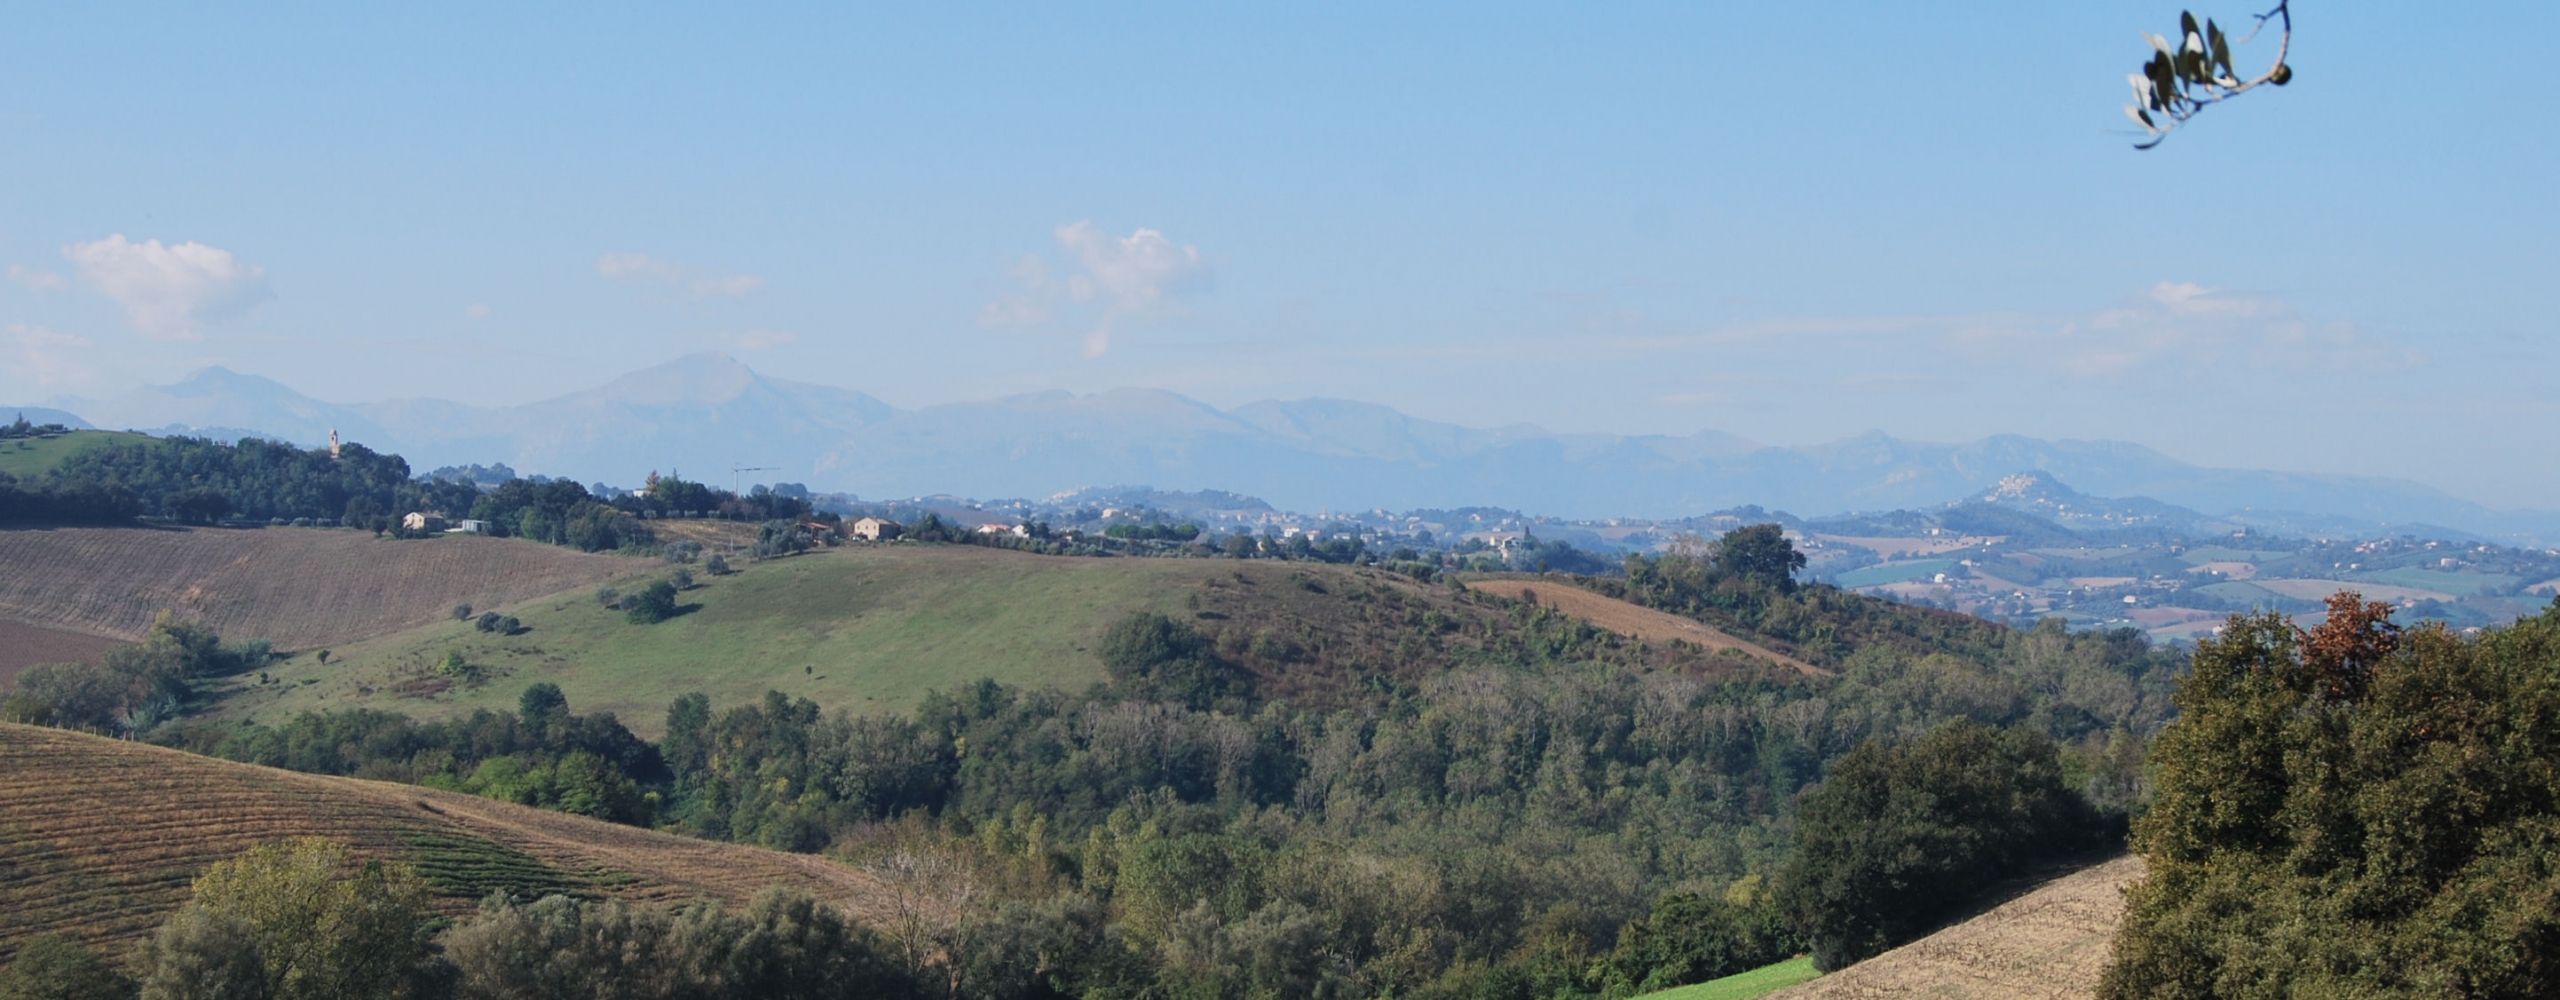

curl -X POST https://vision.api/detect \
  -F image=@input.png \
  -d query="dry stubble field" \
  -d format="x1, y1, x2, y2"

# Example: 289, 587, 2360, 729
1463, 577, 1825, 674
0, 525, 640, 650
1767, 854, 2146, 1000
0, 723, 891, 965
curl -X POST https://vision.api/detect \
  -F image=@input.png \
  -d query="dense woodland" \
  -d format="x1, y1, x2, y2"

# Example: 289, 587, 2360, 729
2100, 596, 2560, 997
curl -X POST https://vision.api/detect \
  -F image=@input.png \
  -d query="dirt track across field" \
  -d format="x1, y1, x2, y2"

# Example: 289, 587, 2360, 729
1769, 855, 2146, 1000
1465, 578, 1825, 675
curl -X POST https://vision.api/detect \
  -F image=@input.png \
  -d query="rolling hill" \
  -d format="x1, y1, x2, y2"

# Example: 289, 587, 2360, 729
0, 723, 888, 965
210, 543, 1779, 736
0, 429, 151, 480
0, 525, 635, 651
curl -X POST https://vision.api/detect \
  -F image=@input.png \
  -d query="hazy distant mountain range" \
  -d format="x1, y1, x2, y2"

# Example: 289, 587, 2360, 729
19, 352, 2560, 544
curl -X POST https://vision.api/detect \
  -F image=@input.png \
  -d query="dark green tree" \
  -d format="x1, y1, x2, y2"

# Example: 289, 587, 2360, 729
626, 582, 680, 625
1777, 719, 2104, 970
1717, 523, 1806, 591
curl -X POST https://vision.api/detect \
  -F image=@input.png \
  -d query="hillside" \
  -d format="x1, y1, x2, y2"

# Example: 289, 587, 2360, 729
0, 722, 886, 965
1463, 577, 1822, 673
0, 525, 635, 649
1766, 855, 2146, 1000
0, 429, 150, 479
211, 544, 1757, 736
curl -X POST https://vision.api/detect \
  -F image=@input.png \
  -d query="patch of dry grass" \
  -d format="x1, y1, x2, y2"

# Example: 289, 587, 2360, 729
1464, 578, 1824, 675
0, 723, 889, 964
1766, 855, 2145, 1000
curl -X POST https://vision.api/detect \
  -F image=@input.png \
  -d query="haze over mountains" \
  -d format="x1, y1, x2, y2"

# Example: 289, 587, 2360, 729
21, 352, 2560, 543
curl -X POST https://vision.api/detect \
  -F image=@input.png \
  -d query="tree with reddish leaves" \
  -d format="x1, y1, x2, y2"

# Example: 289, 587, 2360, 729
2295, 590, 2401, 702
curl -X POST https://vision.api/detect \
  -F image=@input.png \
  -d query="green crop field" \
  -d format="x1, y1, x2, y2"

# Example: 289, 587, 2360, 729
2178, 546, 2273, 565
2197, 581, 2286, 604
0, 429, 152, 478
213, 544, 1364, 735
1831, 558, 1956, 589
2353, 566, 2521, 597
1633, 957, 1819, 1000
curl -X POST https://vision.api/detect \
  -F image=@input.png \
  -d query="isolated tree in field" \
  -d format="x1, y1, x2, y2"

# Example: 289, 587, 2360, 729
2124, 3, 2293, 147
1717, 523, 1806, 591
627, 581, 680, 624
134, 838, 437, 1000
0, 934, 135, 1000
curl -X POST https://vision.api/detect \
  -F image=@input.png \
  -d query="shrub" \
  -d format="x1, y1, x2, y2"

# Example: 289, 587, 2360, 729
670, 567, 695, 591
705, 553, 732, 576
626, 582, 679, 625
442, 888, 919, 1000
134, 838, 438, 1000
1097, 612, 1253, 710
452, 604, 473, 621
0, 934, 135, 1000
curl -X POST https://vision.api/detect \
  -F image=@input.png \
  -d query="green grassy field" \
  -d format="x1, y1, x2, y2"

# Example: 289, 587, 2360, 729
1832, 558, 1956, 589
2178, 546, 2274, 565
208, 544, 1375, 735
1633, 957, 1820, 1000
2353, 566, 2521, 597
0, 429, 153, 478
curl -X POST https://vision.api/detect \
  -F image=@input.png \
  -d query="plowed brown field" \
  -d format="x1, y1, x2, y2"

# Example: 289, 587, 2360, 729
0, 723, 888, 964
1767, 855, 2145, 1000
0, 526, 638, 650
1465, 578, 1824, 675
0, 620, 124, 688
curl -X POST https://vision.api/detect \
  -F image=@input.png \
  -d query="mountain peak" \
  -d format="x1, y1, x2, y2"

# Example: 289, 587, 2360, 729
575, 352, 760, 405
1980, 469, 2083, 504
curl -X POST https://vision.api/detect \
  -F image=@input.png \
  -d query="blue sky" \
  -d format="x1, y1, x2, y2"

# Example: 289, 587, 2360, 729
3, 3, 2554, 507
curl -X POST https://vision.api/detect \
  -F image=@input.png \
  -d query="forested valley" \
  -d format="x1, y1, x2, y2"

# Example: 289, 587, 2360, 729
0, 528, 2173, 1000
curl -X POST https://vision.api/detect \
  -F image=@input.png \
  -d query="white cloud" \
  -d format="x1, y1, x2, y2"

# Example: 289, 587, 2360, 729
464, 303, 493, 320
61, 235, 270, 340
6, 265, 66, 293
980, 222, 1212, 357
6, 323, 96, 387
716, 328, 796, 351
595, 252, 765, 298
